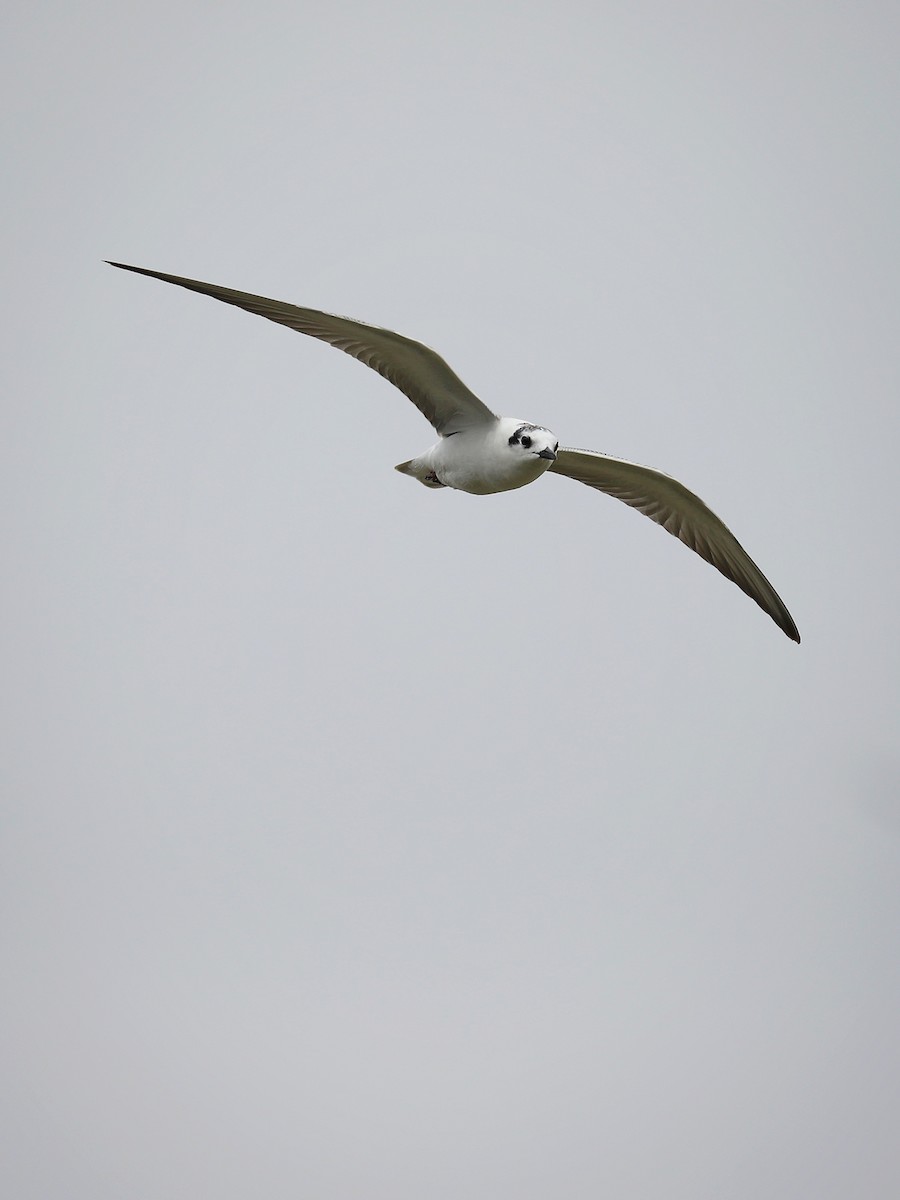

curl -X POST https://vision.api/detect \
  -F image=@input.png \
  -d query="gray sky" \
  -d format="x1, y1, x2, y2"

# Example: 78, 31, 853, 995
3, 2, 900, 1196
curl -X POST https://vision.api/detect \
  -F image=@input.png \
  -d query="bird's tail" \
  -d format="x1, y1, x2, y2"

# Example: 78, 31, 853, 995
395, 458, 446, 488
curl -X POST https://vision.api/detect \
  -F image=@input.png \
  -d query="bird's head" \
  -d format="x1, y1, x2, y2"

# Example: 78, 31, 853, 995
505, 421, 559, 467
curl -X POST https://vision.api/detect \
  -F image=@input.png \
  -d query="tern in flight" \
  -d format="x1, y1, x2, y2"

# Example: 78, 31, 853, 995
108, 261, 800, 642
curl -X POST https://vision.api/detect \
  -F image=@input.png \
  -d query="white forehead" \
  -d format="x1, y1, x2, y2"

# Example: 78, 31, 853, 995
501, 418, 556, 443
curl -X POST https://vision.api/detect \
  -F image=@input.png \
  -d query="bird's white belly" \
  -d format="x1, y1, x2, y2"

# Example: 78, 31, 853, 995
432, 434, 552, 494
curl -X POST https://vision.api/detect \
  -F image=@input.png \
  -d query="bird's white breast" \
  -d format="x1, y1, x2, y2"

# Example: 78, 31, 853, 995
431, 421, 553, 495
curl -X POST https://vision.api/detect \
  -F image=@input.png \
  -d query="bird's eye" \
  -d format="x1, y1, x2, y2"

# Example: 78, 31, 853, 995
521, 435, 532, 448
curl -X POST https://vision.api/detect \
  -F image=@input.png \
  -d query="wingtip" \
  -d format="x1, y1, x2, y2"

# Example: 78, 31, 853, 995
780, 609, 801, 643
780, 616, 801, 643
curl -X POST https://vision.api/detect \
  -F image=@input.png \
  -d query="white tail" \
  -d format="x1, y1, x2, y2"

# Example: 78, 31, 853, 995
394, 459, 446, 488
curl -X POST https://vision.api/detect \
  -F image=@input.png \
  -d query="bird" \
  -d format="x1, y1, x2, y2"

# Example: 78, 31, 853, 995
107, 261, 800, 642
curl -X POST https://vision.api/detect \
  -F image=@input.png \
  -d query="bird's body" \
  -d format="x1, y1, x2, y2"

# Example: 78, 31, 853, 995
107, 261, 800, 642
397, 417, 559, 494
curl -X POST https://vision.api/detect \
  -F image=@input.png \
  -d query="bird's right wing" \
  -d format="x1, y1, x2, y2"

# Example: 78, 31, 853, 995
107, 262, 497, 436
549, 447, 800, 642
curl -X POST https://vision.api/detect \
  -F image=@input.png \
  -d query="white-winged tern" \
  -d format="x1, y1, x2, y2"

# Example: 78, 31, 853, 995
108, 261, 800, 642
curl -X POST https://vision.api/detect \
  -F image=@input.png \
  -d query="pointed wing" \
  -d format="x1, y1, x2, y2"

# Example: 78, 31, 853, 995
549, 447, 800, 642
107, 262, 497, 436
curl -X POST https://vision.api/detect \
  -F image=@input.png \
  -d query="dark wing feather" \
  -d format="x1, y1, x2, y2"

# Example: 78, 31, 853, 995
107, 262, 496, 435
550, 447, 800, 642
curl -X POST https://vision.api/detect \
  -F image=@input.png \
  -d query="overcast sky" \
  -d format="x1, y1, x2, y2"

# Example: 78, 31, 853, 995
3, 2, 900, 1197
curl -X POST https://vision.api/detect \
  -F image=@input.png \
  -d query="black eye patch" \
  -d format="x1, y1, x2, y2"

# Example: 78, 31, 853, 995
509, 422, 540, 446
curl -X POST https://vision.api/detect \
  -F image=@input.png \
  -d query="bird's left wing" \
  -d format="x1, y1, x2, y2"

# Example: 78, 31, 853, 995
106, 262, 497, 436
549, 447, 800, 642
